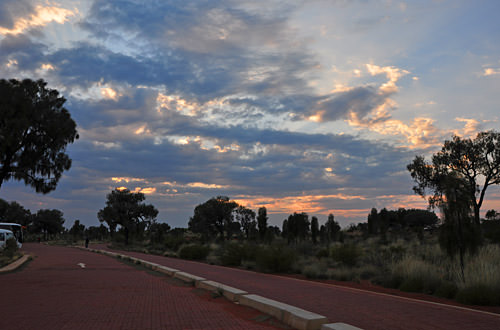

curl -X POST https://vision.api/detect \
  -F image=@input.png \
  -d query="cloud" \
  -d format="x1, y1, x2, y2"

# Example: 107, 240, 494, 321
0, 3, 75, 35
482, 68, 500, 76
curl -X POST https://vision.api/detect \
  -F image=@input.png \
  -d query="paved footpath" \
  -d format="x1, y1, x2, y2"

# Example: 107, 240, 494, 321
0, 244, 285, 330
95, 244, 500, 330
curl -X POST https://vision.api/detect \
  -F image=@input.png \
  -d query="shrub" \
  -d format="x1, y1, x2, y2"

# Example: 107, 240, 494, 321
316, 248, 329, 259
255, 244, 296, 273
3, 237, 18, 259
327, 267, 358, 282
434, 281, 458, 299
220, 242, 244, 266
455, 284, 500, 306
358, 264, 379, 280
330, 244, 362, 267
178, 244, 210, 260
164, 235, 185, 251
391, 255, 442, 294
302, 262, 328, 279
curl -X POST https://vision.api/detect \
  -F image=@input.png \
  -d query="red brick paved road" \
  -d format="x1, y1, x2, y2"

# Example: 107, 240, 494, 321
0, 244, 285, 330
96, 245, 500, 330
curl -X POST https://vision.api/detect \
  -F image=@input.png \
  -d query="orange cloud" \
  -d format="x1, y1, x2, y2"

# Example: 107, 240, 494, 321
234, 193, 366, 216
0, 5, 75, 35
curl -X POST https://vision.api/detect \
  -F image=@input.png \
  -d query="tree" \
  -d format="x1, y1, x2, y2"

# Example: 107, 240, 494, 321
310, 216, 319, 244
438, 173, 481, 281
97, 188, 158, 245
188, 196, 238, 241
32, 209, 65, 240
69, 220, 85, 241
257, 207, 268, 240
234, 206, 256, 240
85, 224, 109, 241
485, 209, 499, 221
0, 199, 32, 226
325, 213, 340, 243
285, 212, 310, 243
408, 131, 500, 227
148, 221, 171, 245
0, 79, 78, 193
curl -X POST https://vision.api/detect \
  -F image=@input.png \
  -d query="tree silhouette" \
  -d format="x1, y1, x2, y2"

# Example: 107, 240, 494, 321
98, 188, 158, 245
0, 79, 78, 193
188, 196, 238, 241
257, 207, 268, 240
408, 131, 500, 227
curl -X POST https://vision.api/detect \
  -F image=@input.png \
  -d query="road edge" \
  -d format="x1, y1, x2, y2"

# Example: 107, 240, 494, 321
0, 253, 32, 273
77, 247, 362, 330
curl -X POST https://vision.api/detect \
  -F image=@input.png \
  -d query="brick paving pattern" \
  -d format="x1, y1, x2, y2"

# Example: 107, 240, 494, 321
96, 245, 500, 330
0, 244, 284, 330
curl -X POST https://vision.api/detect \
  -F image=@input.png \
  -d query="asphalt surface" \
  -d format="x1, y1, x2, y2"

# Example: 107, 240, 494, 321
95, 244, 500, 330
0, 244, 285, 330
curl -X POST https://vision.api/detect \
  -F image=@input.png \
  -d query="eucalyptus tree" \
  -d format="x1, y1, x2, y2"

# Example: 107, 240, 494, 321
98, 188, 158, 245
0, 79, 78, 192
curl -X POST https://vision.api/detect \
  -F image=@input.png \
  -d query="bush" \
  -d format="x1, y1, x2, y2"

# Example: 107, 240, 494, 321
3, 237, 18, 259
220, 242, 244, 266
316, 248, 329, 259
434, 281, 458, 299
164, 235, 185, 251
391, 256, 442, 294
256, 244, 296, 273
327, 267, 358, 282
331, 244, 362, 267
302, 262, 328, 279
455, 284, 500, 306
178, 244, 210, 260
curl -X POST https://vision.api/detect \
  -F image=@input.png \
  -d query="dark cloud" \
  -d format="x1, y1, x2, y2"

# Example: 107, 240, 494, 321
0, 34, 47, 71
312, 86, 389, 122
0, 0, 33, 30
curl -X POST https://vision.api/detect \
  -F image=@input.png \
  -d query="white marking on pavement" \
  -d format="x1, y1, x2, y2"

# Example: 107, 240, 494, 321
77, 263, 86, 268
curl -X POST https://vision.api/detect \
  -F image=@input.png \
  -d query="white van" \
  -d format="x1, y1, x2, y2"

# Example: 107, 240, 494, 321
0, 223, 23, 248
0, 229, 17, 249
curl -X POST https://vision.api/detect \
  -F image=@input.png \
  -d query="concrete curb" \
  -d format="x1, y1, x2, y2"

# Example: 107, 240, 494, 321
321, 323, 363, 330
239, 294, 329, 330
195, 280, 248, 302
0, 254, 31, 273
174, 271, 206, 285
79, 247, 363, 330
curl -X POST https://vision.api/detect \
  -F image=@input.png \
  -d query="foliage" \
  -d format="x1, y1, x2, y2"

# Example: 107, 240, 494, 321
310, 216, 319, 244
482, 219, 500, 243
485, 209, 499, 221
408, 131, 500, 226
257, 207, 268, 240
234, 206, 256, 240
98, 188, 158, 245
0, 79, 78, 193
283, 212, 310, 243
3, 237, 18, 258
85, 224, 110, 241
178, 244, 210, 260
330, 244, 362, 267
148, 222, 171, 245
32, 209, 65, 240
0, 199, 31, 227
188, 196, 239, 241
69, 220, 85, 240
219, 242, 246, 266
324, 213, 341, 243
368, 208, 438, 235
455, 285, 500, 306
255, 243, 296, 273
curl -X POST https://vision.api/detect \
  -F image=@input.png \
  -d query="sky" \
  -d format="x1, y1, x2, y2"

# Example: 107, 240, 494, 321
1, 0, 500, 229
